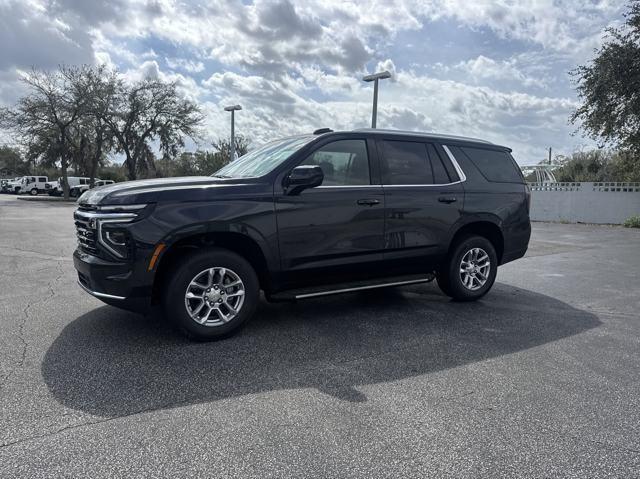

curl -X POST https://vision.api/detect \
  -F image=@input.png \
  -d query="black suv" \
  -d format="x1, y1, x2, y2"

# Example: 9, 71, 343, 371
74, 129, 531, 340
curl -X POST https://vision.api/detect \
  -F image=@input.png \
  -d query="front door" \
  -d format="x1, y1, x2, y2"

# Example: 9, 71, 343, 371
275, 138, 385, 283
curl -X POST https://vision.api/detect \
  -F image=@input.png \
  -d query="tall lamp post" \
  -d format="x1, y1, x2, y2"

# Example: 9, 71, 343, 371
362, 71, 391, 128
224, 104, 242, 161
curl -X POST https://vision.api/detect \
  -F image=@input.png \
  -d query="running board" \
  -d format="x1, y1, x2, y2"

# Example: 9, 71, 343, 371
268, 274, 434, 302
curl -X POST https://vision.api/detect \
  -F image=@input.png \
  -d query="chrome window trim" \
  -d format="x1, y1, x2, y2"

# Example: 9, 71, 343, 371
316, 185, 380, 188
442, 145, 467, 182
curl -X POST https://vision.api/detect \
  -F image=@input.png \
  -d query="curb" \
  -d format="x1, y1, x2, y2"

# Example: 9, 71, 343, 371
16, 196, 76, 203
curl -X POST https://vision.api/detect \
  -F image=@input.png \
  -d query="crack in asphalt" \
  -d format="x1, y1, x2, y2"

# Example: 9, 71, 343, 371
0, 260, 65, 392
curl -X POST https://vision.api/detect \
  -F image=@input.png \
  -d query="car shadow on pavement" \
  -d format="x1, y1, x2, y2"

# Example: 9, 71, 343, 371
42, 283, 600, 417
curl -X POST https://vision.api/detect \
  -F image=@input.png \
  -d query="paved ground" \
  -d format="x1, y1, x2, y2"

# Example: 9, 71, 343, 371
0, 194, 639, 478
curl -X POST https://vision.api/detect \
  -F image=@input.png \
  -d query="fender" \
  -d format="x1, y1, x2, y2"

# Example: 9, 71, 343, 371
445, 212, 503, 246
151, 199, 280, 274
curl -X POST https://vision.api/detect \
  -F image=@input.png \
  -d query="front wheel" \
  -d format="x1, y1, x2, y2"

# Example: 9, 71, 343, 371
163, 248, 260, 340
437, 235, 498, 301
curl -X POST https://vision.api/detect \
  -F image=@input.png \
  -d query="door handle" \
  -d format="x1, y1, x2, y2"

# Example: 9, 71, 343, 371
357, 198, 380, 206
438, 197, 457, 204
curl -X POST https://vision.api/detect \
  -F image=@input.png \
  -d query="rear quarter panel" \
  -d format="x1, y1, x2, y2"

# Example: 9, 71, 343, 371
444, 143, 531, 263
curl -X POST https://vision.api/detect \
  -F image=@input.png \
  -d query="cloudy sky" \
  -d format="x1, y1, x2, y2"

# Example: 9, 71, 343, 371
0, 0, 628, 164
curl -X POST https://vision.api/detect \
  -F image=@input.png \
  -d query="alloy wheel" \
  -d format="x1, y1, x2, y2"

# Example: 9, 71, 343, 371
184, 267, 246, 327
459, 247, 490, 291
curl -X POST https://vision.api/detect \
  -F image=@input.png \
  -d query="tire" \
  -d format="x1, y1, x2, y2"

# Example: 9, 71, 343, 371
30, 188, 38, 196
163, 248, 260, 340
70, 189, 78, 198
437, 235, 498, 301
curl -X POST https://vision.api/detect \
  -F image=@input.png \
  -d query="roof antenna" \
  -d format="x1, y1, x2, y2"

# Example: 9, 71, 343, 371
313, 128, 333, 135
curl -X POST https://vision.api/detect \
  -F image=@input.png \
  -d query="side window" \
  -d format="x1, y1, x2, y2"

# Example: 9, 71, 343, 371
300, 139, 370, 186
80, 178, 88, 185
426, 144, 451, 184
460, 147, 523, 183
381, 140, 432, 185
39, 177, 46, 182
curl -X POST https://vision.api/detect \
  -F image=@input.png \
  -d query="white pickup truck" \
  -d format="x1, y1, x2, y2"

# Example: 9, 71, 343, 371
70, 179, 115, 198
8, 176, 49, 195
45, 177, 90, 196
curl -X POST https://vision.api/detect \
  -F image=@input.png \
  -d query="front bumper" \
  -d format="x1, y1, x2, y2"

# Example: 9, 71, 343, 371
74, 250, 152, 313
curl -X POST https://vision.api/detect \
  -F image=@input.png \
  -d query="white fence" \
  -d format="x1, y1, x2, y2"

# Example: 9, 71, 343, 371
529, 182, 640, 224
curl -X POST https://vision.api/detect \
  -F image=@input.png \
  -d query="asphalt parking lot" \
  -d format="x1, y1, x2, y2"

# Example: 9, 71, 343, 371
0, 194, 639, 478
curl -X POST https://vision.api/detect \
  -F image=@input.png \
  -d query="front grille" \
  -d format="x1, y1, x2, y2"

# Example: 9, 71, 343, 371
75, 217, 99, 255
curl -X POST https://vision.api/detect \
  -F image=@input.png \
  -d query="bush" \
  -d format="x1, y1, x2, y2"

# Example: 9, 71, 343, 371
623, 215, 640, 228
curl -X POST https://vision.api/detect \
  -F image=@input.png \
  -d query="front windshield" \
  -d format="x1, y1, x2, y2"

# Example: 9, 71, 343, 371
213, 135, 315, 178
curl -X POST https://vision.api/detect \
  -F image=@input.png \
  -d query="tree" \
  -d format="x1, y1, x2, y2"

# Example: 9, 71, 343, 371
209, 136, 250, 167
570, 1, 640, 163
103, 79, 204, 180
0, 66, 91, 198
535, 148, 640, 182
68, 66, 118, 186
0, 145, 29, 176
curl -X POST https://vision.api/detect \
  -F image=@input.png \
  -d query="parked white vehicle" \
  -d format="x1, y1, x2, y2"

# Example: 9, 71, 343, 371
45, 176, 91, 196
1, 178, 18, 193
8, 176, 49, 195
70, 179, 115, 198
5, 177, 24, 194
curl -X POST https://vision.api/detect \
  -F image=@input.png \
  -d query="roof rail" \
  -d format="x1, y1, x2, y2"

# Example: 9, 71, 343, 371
353, 128, 493, 145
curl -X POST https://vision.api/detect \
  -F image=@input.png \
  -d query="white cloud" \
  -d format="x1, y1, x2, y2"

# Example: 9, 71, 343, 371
0, 0, 629, 164
453, 55, 546, 88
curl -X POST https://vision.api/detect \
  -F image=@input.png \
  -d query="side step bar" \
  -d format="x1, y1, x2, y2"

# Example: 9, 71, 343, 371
268, 275, 434, 302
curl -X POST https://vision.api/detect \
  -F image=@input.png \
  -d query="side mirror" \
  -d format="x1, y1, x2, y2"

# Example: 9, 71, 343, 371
284, 165, 324, 195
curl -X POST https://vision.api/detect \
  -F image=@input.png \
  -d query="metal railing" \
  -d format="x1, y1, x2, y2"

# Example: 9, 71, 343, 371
529, 181, 640, 193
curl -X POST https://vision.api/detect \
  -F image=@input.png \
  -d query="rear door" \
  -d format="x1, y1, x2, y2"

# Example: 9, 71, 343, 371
377, 137, 464, 268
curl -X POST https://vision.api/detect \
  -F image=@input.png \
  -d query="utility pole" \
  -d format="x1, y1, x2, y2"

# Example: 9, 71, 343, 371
362, 71, 392, 128
224, 105, 242, 161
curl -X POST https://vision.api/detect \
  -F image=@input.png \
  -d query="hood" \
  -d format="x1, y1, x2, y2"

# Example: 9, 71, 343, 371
78, 176, 256, 206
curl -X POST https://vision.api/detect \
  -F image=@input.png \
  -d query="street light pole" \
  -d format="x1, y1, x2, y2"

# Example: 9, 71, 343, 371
224, 105, 242, 161
362, 71, 391, 128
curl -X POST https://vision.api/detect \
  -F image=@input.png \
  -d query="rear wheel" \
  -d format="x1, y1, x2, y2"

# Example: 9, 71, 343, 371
30, 188, 38, 196
163, 248, 260, 340
437, 235, 497, 301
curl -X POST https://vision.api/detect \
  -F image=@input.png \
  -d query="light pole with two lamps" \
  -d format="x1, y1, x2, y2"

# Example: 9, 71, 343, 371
362, 70, 391, 129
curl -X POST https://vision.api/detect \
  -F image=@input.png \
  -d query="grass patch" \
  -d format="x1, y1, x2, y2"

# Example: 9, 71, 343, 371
623, 215, 640, 228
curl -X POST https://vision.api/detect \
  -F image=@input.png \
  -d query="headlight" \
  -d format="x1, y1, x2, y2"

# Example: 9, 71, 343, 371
99, 223, 132, 259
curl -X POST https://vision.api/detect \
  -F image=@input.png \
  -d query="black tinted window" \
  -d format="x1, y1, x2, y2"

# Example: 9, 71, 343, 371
381, 140, 432, 185
461, 147, 523, 183
426, 144, 450, 184
301, 139, 370, 185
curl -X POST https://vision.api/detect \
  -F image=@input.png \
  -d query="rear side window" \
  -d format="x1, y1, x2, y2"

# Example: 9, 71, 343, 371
460, 147, 523, 183
38, 177, 46, 182
381, 140, 432, 185
426, 144, 451, 184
